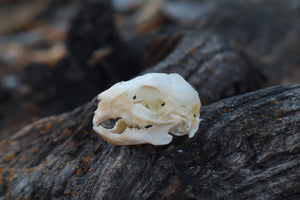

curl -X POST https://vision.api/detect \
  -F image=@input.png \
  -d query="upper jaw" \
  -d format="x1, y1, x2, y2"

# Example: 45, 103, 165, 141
92, 114, 180, 145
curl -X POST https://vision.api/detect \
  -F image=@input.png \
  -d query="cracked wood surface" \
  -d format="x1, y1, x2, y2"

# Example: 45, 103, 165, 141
0, 31, 298, 198
0, 0, 299, 199
0, 83, 299, 199
143, 31, 264, 105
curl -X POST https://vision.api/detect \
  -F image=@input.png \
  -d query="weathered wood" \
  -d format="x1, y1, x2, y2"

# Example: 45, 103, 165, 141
143, 31, 265, 105
162, 0, 300, 84
0, 24, 297, 198
0, 1, 299, 199
0, 84, 299, 199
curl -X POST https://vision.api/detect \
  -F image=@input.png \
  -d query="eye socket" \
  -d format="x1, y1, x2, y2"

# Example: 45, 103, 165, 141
193, 114, 196, 118
99, 118, 121, 129
161, 103, 166, 107
133, 95, 136, 100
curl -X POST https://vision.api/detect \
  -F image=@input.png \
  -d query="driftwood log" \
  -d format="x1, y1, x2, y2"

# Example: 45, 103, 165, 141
0, 83, 299, 199
162, 0, 300, 84
0, 0, 300, 200
0, 30, 299, 198
142, 31, 264, 105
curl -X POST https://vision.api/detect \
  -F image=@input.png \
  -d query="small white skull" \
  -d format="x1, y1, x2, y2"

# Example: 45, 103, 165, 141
93, 73, 201, 145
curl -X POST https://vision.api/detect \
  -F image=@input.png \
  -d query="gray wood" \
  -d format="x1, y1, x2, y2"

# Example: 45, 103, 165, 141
162, 0, 300, 84
0, 30, 298, 198
0, 84, 299, 199
0, 0, 299, 199
143, 31, 265, 105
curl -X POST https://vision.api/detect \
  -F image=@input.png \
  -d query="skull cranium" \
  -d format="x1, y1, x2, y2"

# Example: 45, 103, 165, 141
93, 73, 201, 145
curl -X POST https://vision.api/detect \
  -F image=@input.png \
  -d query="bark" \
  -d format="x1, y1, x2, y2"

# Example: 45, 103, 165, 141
0, 84, 299, 200
142, 31, 265, 105
0, 1, 299, 200
0, 29, 298, 198
162, 0, 300, 84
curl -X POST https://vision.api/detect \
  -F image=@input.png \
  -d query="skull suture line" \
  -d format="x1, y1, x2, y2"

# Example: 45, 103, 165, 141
93, 73, 201, 145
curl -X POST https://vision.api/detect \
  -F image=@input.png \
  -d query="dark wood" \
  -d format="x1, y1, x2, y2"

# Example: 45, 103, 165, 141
143, 31, 265, 105
0, 1, 299, 199
162, 0, 300, 84
0, 84, 299, 200
0, 27, 297, 198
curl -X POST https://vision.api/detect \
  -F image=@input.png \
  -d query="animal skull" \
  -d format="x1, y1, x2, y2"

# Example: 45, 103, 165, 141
93, 73, 201, 145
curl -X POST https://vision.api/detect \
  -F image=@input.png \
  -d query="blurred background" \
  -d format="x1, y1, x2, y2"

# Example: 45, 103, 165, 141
0, 0, 299, 138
